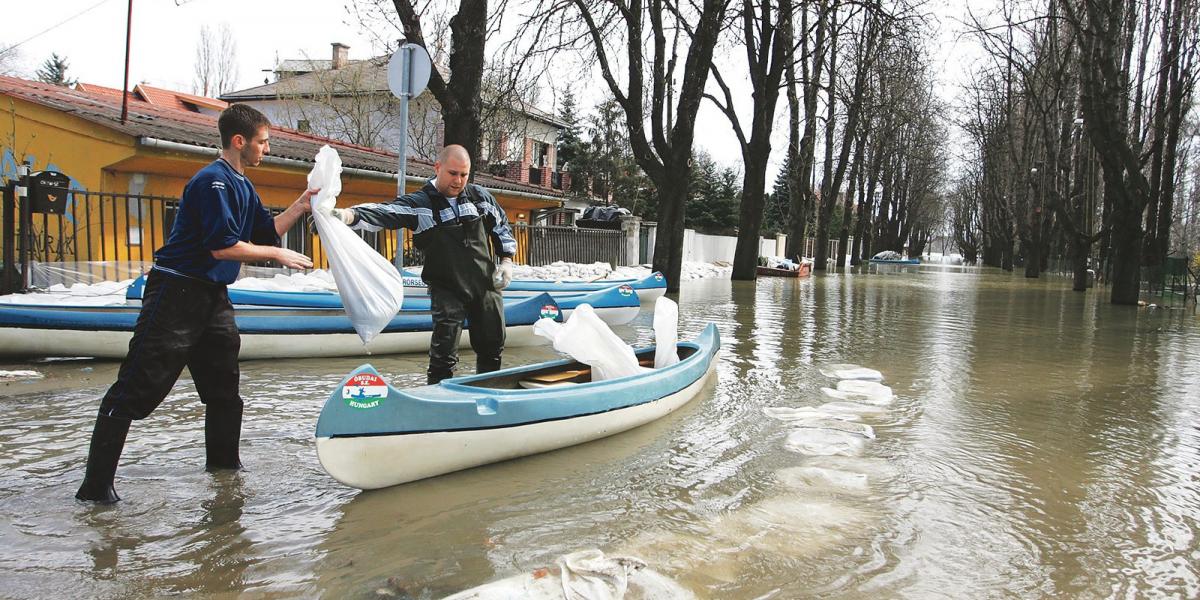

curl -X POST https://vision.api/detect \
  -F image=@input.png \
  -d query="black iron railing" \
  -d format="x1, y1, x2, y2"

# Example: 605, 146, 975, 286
513, 223, 625, 268
2, 189, 630, 289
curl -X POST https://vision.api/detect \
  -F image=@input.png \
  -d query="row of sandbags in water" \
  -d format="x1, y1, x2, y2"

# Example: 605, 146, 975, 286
434, 365, 896, 598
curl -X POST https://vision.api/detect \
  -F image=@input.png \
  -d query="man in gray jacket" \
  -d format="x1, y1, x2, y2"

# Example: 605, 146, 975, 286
331, 144, 516, 383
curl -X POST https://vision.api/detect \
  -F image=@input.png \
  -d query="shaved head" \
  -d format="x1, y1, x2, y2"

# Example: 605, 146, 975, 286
438, 144, 471, 164
433, 144, 472, 197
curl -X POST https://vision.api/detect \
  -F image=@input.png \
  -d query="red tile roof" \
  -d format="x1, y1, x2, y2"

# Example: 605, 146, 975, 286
133, 83, 227, 112
2, 76, 562, 199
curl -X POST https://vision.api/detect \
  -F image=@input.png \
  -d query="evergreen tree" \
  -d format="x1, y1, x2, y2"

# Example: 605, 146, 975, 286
686, 152, 741, 235
556, 90, 585, 174
582, 99, 649, 211
763, 157, 793, 235
36, 53, 75, 87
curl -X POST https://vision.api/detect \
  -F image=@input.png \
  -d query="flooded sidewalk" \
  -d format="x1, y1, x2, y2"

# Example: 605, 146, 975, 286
1, 269, 1197, 598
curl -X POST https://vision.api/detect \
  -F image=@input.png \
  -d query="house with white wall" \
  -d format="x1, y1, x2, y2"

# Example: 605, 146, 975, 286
220, 43, 572, 194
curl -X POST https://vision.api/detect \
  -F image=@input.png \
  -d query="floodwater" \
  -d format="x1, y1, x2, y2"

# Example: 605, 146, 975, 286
1, 267, 1198, 598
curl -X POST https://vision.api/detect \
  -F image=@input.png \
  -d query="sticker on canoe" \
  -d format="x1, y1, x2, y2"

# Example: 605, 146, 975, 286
540, 304, 560, 320
618, 284, 634, 296
653, 273, 664, 281
342, 373, 388, 409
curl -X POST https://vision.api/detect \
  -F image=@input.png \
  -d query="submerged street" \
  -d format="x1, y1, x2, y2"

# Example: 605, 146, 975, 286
1, 267, 1197, 598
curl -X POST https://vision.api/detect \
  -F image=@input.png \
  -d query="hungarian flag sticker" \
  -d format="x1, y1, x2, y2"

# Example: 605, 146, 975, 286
343, 373, 388, 409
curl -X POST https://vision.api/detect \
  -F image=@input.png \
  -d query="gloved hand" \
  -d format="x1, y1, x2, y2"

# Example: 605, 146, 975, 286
494, 257, 514, 290
329, 207, 356, 226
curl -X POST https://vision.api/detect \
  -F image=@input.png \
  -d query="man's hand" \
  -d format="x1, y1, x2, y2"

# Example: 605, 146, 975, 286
277, 188, 320, 236
494, 257, 514, 290
295, 188, 319, 213
275, 247, 314, 270
330, 207, 356, 225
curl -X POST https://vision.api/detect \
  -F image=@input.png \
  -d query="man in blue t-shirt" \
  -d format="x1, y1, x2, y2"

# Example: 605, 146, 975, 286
75, 105, 315, 504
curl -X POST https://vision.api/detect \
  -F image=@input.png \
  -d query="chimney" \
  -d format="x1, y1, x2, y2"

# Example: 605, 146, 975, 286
331, 43, 350, 69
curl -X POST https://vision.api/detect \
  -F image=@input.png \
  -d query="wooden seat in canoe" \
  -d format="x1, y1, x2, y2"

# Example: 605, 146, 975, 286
516, 357, 658, 389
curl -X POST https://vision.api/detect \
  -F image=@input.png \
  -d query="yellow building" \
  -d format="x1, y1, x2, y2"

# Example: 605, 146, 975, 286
0, 76, 562, 275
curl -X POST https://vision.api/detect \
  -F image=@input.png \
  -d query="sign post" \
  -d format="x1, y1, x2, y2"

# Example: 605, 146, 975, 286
386, 42, 432, 270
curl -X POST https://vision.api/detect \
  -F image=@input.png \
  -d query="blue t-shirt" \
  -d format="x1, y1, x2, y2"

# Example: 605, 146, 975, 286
155, 159, 279, 284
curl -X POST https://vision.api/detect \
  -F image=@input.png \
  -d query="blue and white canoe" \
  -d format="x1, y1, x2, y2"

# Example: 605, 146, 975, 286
124, 278, 642, 325
0, 294, 560, 360
868, 257, 921, 265
400, 270, 668, 302
316, 323, 721, 489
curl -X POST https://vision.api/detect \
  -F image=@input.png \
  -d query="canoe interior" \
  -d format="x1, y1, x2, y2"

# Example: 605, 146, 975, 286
459, 346, 700, 390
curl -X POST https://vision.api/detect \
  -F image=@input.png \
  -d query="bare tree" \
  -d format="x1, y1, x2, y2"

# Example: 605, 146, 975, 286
274, 55, 406, 149
388, 0, 489, 162
0, 43, 22, 77
520, 0, 731, 291
193, 23, 239, 97
704, 0, 793, 280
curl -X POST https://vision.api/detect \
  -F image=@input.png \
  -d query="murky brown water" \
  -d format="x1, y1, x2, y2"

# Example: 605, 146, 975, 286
1, 267, 1198, 598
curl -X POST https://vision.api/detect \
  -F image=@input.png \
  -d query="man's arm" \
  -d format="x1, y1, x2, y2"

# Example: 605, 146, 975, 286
349, 194, 427, 232
275, 188, 318, 236
212, 241, 313, 269
477, 188, 517, 257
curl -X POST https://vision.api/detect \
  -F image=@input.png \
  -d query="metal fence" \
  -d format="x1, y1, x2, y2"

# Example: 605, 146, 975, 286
2, 188, 629, 291
513, 223, 625, 267
2, 188, 183, 288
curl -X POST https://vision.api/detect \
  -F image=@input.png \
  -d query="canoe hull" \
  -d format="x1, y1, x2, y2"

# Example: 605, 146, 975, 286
0, 294, 559, 360
126, 276, 644, 324
316, 358, 716, 489
0, 324, 547, 360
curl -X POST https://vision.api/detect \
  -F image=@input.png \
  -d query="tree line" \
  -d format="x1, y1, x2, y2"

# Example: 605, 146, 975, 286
952, 0, 1198, 304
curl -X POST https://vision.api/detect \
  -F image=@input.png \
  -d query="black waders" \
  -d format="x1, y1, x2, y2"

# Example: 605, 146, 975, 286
75, 415, 131, 503
414, 189, 506, 384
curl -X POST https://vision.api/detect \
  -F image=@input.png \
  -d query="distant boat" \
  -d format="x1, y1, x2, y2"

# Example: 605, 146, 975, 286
868, 257, 921, 265
756, 262, 812, 278
315, 323, 721, 489
869, 251, 920, 265
0, 294, 559, 360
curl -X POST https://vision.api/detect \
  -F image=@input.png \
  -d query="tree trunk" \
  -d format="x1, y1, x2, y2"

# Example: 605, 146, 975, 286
728, 0, 792, 281
731, 163, 770, 279
813, 2, 839, 270
787, 1, 827, 260
393, 0, 487, 161
652, 169, 690, 293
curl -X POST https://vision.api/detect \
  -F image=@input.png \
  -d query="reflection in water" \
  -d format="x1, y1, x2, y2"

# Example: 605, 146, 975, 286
0, 269, 1197, 598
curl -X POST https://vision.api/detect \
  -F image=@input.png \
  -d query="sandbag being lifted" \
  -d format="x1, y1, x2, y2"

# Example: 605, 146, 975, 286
307, 145, 405, 344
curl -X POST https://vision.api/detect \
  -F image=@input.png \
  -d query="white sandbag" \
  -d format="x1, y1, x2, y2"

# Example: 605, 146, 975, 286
836, 380, 894, 400
652, 296, 680, 369
818, 363, 884, 381
762, 406, 861, 422
791, 418, 875, 439
784, 428, 867, 456
443, 549, 693, 599
817, 401, 888, 416
307, 145, 405, 344
533, 304, 643, 381
821, 381, 894, 406
775, 466, 870, 493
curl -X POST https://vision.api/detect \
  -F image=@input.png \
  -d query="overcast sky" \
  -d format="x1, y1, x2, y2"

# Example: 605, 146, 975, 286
7, 0, 982, 178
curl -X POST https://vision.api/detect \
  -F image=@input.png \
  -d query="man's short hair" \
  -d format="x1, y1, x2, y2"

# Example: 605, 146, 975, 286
437, 144, 471, 164
218, 104, 271, 149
